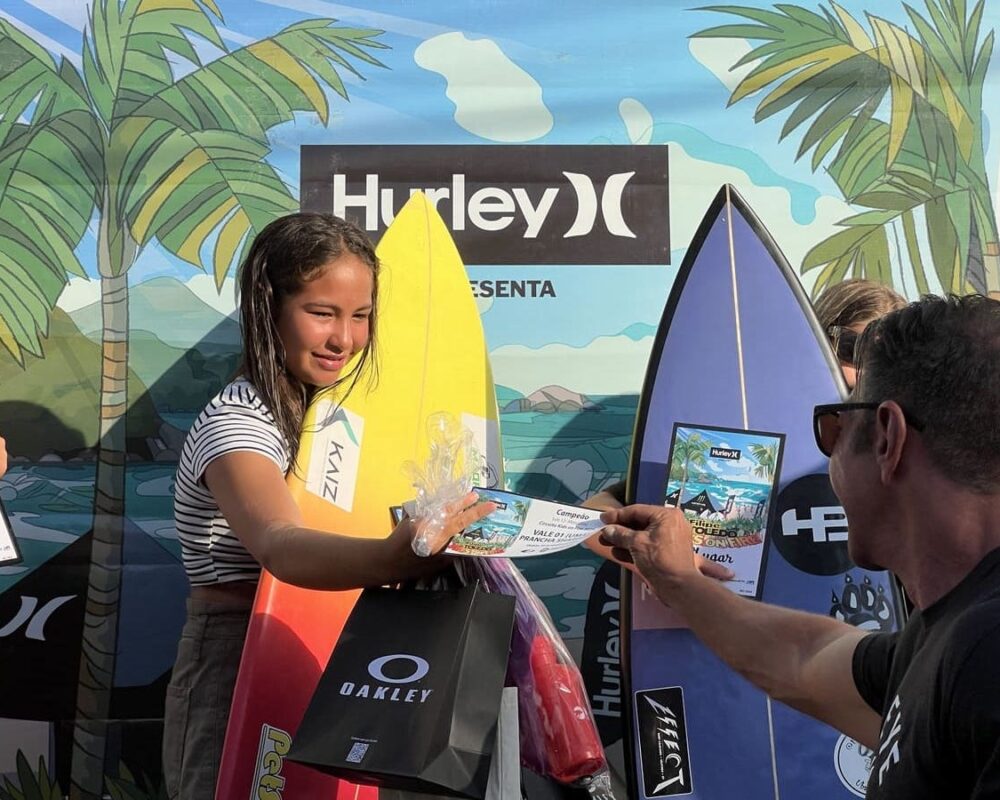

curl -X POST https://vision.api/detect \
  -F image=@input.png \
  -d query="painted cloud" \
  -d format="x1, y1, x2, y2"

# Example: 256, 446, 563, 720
415, 32, 553, 142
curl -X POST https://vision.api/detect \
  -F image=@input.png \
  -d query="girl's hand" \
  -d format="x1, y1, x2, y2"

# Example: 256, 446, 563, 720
403, 491, 497, 557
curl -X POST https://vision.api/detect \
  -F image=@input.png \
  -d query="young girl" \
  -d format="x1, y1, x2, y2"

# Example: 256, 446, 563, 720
162, 213, 493, 800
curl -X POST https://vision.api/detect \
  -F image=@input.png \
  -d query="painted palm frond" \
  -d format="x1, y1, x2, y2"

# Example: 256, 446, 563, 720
670, 433, 710, 480
0, 22, 103, 363
748, 442, 777, 481
117, 19, 387, 285
697, 3, 971, 170
0, 2, 389, 795
117, 124, 294, 283
694, 0, 998, 295
82, 0, 227, 127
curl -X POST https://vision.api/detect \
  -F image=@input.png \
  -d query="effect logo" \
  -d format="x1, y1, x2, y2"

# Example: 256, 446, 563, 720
301, 145, 669, 265
635, 687, 693, 797
770, 474, 852, 576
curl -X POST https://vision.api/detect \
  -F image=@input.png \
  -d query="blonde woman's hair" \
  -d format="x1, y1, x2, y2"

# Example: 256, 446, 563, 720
814, 278, 907, 331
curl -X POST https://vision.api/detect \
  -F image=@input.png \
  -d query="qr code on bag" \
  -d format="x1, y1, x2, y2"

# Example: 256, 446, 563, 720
346, 742, 369, 764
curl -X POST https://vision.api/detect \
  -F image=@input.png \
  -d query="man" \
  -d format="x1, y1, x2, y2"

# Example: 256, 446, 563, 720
600, 294, 1000, 799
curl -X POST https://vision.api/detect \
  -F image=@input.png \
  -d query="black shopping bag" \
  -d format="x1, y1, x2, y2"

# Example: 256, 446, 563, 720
288, 582, 515, 799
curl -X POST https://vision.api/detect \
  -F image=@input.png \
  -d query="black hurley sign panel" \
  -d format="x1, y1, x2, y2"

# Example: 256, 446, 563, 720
301, 145, 669, 265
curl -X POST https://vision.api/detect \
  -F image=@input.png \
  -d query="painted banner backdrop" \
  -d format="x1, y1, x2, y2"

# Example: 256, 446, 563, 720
0, 0, 997, 796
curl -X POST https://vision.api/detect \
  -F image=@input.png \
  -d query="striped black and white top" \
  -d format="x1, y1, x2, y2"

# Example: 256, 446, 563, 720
174, 378, 291, 585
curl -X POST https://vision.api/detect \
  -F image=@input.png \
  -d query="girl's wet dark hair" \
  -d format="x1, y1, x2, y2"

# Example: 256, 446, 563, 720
237, 212, 379, 465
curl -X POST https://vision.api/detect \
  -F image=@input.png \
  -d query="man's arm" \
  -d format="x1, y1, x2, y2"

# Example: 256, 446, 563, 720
600, 504, 882, 747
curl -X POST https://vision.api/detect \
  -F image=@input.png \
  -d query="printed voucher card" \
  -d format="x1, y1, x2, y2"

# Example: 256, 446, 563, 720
445, 488, 604, 557
665, 423, 784, 598
0, 500, 21, 566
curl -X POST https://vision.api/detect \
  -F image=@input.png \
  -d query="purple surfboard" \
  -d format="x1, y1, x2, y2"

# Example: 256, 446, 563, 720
622, 185, 902, 800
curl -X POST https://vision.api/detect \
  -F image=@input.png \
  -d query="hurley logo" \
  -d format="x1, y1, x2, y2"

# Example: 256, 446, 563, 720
302, 145, 669, 265
331, 170, 638, 240
0, 595, 75, 642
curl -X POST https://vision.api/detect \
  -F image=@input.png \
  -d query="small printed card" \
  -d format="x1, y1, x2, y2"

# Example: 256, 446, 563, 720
665, 423, 784, 598
0, 499, 22, 566
392, 488, 600, 558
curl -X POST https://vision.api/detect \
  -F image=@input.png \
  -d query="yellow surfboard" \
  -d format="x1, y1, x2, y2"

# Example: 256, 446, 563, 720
217, 192, 503, 800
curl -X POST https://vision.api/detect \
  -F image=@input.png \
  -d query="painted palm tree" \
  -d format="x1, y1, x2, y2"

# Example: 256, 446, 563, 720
512, 500, 530, 525
748, 441, 778, 482
0, 2, 387, 797
669, 432, 710, 506
694, 0, 997, 296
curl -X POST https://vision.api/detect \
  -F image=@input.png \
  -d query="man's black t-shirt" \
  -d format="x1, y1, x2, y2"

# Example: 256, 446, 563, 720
853, 547, 1000, 799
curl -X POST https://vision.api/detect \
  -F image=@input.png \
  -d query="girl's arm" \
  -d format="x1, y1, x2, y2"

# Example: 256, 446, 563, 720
205, 451, 493, 590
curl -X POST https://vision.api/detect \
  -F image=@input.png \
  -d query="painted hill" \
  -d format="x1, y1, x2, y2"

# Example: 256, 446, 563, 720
71, 276, 240, 349
0, 309, 162, 459
618, 322, 657, 341
501, 384, 600, 413
494, 384, 522, 409
128, 330, 240, 413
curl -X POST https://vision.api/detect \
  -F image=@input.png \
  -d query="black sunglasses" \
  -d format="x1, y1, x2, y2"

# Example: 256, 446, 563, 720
827, 325, 860, 365
813, 402, 926, 457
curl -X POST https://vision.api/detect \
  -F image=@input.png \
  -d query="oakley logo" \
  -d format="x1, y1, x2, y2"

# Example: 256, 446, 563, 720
0, 595, 75, 642
781, 506, 848, 543
367, 654, 430, 684
333, 171, 637, 240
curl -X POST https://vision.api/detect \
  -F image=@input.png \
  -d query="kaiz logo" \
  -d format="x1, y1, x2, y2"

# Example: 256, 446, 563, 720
306, 403, 364, 512
302, 145, 669, 265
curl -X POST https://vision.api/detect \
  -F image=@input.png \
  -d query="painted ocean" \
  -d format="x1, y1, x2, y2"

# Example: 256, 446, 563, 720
665, 478, 773, 512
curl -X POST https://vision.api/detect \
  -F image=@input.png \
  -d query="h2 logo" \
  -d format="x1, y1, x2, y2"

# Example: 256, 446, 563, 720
771, 475, 853, 575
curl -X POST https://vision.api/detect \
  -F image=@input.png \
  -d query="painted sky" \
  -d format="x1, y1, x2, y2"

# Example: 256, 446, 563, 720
11, 0, 1000, 391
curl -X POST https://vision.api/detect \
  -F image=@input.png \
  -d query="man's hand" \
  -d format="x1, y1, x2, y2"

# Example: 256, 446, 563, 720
598, 504, 703, 597
0, 434, 7, 478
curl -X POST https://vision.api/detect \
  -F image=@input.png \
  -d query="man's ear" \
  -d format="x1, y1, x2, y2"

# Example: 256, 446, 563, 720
875, 401, 907, 485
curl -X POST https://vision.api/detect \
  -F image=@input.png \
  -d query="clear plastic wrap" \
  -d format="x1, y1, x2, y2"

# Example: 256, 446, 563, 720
403, 412, 482, 557
461, 556, 612, 797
